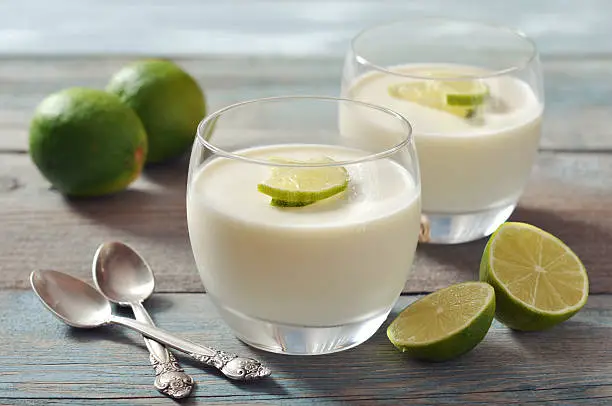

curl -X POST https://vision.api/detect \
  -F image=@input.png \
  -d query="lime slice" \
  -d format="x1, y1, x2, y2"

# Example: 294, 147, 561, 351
480, 222, 589, 331
257, 157, 349, 205
445, 81, 489, 106
388, 80, 489, 118
387, 282, 495, 362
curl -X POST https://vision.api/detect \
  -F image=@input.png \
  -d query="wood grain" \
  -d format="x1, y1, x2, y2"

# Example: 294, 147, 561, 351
1, 57, 612, 152
2, 151, 612, 294
0, 292, 610, 404
0, 3, 610, 403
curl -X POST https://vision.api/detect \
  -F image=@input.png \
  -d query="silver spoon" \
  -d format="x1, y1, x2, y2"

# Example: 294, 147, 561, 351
92, 242, 194, 399
30, 269, 271, 381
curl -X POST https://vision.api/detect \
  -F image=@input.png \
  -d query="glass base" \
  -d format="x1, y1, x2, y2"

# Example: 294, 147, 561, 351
422, 203, 516, 245
214, 302, 391, 355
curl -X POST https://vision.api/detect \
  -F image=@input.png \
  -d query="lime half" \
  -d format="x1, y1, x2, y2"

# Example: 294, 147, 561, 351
388, 80, 489, 118
387, 282, 495, 362
257, 157, 349, 205
480, 222, 589, 331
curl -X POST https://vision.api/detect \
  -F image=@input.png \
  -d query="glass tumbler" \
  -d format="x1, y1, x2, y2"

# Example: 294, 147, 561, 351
187, 96, 421, 355
341, 17, 544, 244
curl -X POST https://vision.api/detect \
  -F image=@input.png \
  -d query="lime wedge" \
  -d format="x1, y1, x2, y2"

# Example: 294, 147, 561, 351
257, 157, 349, 205
388, 80, 489, 118
480, 222, 589, 331
387, 282, 495, 362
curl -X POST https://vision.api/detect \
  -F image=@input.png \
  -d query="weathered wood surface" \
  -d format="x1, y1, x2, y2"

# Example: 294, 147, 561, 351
0, 292, 610, 405
1, 1, 611, 403
2, 57, 612, 152
1, 151, 612, 293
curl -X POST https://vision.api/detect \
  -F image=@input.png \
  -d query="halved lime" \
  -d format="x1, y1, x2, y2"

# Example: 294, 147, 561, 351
257, 157, 349, 205
480, 222, 589, 331
388, 80, 489, 118
387, 282, 495, 362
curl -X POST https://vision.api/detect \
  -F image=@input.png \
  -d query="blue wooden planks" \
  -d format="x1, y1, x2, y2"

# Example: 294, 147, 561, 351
0, 291, 610, 403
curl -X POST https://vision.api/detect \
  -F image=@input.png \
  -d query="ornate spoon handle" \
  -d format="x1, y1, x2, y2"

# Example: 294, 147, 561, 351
131, 303, 194, 399
109, 314, 271, 381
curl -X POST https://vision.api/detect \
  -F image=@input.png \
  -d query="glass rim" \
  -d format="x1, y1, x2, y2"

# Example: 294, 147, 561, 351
195, 95, 414, 168
350, 16, 538, 81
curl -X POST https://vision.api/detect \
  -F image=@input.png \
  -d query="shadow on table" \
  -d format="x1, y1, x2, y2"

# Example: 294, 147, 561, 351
413, 204, 612, 291
62, 154, 191, 237
510, 205, 612, 246
64, 188, 187, 238
65, 323, 146, 351
416, 238, 485, 282
280, 313, 608, 399
480, 318, 609, 372
142, 153, 189, 191
143, 294, 180, 315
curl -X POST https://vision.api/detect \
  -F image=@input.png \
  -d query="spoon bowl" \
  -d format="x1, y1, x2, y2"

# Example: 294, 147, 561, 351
30, 269, 111, 328
93, 241, 155, 305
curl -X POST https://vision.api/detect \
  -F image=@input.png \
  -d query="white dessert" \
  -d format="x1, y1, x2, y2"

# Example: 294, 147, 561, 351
187, 144, 421, 326
342, 63, 543, 213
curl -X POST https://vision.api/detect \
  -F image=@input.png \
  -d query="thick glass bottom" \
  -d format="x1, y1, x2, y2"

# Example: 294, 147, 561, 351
214, 302, 391, 355
421, 203, 516, 244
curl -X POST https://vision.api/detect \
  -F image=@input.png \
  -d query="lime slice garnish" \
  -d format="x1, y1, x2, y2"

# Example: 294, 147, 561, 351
388, 80, 489, 118
387, 282, 495, 362
480, 222, 589, 331
257, 156, 349, 205
444, 81, 489, 106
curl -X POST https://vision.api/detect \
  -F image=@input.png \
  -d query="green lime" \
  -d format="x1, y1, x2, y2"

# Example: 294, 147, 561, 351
480, 222, 589, 331
388, 79, 488, 118
270, 199, 315, 207
106, 59, 206, 164
387, 282, 495, 362
29, 87, 147, 197
257, 157, 349, 205
444, 80, 489, 106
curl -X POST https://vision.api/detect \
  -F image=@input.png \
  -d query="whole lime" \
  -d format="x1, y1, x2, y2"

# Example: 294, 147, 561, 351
29, 87, 147, 197
106, 59, 206, 164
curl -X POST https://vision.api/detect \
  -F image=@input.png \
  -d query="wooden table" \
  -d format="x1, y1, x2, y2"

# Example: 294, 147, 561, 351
1, 2, 612, 404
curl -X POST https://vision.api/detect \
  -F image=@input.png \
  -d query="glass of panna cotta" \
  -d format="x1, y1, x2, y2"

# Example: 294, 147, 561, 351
186, 96, 421, 355
341, 18, 544, 244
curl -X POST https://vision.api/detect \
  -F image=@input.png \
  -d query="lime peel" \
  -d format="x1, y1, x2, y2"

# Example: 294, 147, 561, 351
270, 199, 315, 208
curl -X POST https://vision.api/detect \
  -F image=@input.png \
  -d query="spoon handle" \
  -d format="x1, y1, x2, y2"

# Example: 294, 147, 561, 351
131, 303, 194, 399
109, 315, 271, 381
